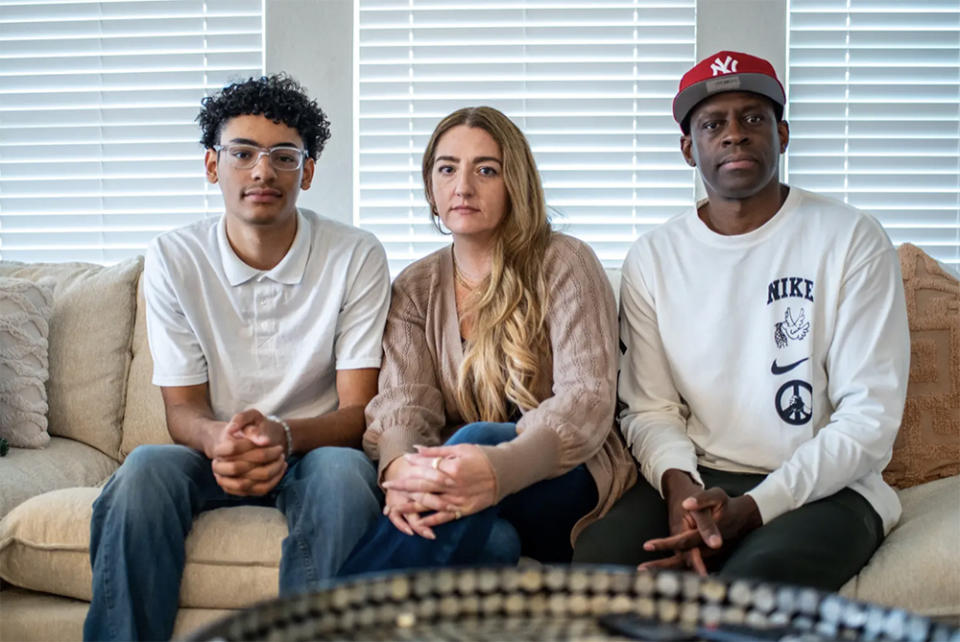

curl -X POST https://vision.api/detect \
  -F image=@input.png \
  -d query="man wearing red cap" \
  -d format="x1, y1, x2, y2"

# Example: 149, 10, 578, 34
574, 51, 910, 590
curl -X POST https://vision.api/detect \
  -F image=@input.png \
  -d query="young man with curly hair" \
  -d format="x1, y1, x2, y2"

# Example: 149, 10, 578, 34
84, 75, 391, 642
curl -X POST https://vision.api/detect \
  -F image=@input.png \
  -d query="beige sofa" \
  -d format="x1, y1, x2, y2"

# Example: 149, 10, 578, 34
0, 251, 958, 641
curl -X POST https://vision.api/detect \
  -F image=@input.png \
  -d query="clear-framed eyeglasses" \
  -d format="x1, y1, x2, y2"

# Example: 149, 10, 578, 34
213, 144, 308, 171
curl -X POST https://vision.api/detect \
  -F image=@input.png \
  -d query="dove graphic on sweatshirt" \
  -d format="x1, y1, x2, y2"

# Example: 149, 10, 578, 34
774, 307, 810, 348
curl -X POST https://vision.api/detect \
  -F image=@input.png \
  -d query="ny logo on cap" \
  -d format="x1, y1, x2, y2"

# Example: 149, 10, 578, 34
710, 55, 739, 76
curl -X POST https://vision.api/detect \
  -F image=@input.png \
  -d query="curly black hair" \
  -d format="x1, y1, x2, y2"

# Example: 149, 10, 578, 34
197, 74, 331, 159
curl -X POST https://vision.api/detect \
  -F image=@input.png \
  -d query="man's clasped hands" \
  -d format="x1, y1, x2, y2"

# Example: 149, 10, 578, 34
641, 469, 764, 575
207, 409, 290, 496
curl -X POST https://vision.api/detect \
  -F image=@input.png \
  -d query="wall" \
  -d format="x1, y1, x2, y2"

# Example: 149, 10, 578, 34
265, 0, 354, 224
698, 0, 786, 80
694, 0, 787, 197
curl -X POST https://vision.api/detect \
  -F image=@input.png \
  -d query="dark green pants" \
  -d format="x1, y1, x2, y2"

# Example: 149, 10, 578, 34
572, 467, 884, 591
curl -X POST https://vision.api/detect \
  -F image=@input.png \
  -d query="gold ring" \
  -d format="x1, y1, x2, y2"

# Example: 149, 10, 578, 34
432, 456, 442, 471
454, 510, 462, 520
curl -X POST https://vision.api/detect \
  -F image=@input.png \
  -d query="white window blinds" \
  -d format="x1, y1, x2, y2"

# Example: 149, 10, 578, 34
356, 0, 696, 273
787, 0, 960, 269
0, 0, 264, 263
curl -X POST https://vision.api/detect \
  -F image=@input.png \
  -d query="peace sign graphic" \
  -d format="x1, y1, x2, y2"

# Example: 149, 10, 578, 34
775, 379, 813, 425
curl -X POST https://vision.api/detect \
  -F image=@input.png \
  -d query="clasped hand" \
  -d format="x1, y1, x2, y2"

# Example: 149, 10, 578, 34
380, 444, 497, 540
209, 409, 288, 496
639, 472, 762, 575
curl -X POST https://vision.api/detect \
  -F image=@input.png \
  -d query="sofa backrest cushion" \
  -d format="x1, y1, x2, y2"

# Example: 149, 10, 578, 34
883, 244, 960, 489
0, 258, 142, 460
119, 275, 171, 459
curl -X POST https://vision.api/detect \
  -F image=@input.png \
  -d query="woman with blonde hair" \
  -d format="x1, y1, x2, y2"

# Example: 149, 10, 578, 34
338, 106, 636, 573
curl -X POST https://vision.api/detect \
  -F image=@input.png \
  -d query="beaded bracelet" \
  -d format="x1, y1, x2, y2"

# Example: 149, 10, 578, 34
267, 415, 293, 458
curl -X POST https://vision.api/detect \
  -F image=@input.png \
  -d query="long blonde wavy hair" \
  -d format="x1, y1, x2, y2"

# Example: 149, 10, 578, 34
423, 106, 553, 423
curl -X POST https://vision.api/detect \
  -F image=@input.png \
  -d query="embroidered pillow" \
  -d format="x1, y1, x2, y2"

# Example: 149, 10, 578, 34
0, 277, 54, 448
883, 244, 960, 488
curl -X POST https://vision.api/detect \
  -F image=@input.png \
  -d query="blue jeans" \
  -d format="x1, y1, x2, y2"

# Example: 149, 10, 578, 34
338, 422, 598, 576
83, 444, 381, 641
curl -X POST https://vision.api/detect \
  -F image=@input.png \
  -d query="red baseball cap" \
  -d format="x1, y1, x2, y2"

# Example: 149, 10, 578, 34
673, 50, 785, 130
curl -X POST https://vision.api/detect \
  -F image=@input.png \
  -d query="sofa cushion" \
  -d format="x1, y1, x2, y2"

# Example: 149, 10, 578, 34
0, 589, 92, 642
0, 437, 118, 519
119, 276, 171, 459
0, 588, 231, 642
0, 258, 143, 459
0, 486, 285, 609
839, 475, 960, 618
0, 277, 53, 448
883, 244, 960, 488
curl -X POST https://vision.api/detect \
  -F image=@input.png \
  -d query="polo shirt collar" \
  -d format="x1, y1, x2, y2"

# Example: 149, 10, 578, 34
217, 208, 312, 286
268, 209, 311, 285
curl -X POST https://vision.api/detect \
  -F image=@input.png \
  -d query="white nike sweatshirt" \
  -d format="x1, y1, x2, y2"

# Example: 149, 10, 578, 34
619, 186, 910, 534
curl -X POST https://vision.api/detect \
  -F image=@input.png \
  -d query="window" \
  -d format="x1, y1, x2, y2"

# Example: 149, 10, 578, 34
787, 0, 960, 269
5, 2, 955, 269
356, 0, 697, 273
0, 0, 264, 263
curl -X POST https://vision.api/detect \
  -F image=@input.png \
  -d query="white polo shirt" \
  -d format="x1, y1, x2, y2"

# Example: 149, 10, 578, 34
144, 208, 390, 422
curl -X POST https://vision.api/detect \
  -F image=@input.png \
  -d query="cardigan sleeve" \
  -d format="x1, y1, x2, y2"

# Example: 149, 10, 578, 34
480, 236, 620, 500
362, 274, 447, 480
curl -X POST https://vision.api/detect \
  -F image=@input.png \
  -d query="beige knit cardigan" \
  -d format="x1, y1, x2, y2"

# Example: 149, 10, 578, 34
363, 233, 637, 542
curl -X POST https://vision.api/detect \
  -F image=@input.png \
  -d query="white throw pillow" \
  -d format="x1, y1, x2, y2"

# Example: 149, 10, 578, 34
0, 277, 54, 448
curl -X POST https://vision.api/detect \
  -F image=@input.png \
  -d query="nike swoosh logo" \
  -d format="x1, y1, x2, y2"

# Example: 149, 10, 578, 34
771, 357, 809, 375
